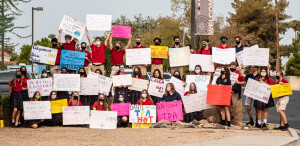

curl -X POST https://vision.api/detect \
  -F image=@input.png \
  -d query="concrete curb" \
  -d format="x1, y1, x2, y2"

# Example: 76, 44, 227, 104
285, 128, 300, 145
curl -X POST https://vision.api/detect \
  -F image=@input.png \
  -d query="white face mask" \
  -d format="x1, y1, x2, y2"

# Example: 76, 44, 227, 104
142, 94, 147, 98
195, 70, 200, 74
95, 41, 101, 45
167, 87, 171, 91
261, 72, 266, 77
51, 95, 56, 99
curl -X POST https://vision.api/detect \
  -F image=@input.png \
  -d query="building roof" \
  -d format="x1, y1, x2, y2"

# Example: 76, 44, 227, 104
0, 52, 11, 57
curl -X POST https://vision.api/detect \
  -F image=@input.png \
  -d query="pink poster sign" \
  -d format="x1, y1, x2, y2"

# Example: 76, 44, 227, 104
111, 103, 131, 116
112, 25, 131, 39
156, 100, 183, 122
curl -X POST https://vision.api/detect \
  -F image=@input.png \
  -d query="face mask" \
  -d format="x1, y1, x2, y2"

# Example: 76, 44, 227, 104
154, 74, 159, 78
21, 71, 26, 75
120, 69, 124, 73
95, 41, 101, 45
174, 75, 180, 79
167, 87, 171, 92
99, 98, 104, 101
16, 75, 22, 79
221, 40, 227, 44
230, 68, 236, 72
136, 42, 141, 45
52, 43, 57, 48
261, 72, 267, 77
79, 72, 85, 76
142, 94, 147, 98
276, 76, 280, 80
155, 42, 160, 46
73, 96, 78, 100
175, 42, 180, 45
236, 41, 240, 45
202, 43, 207, 47
190, 86, 195, 91
119, 98, 124, 102
51, 95, 56, 100
66, 40, 71, 44
195, 70, 200, 74
115, 46, 120, 50
81, 47, 86, 50
221, 71, 225, 75
35, 96, 40, 99
42, 73, 47, 78
134, 71, 139, 75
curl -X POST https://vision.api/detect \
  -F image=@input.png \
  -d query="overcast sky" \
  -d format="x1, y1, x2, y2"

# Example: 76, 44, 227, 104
7, 0, 300, 54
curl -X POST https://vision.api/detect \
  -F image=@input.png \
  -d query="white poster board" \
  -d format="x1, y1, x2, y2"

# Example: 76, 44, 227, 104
148, 77, 167, 97
169, 47, 190, 67
185, 75, 210, 92
63, 106, 90, 125
29, 45, 58, 65
212, 47, 236, 64
129, 105, 156, 123
80, 78, 99, 95
112, 74, 132, 86
23, 101, 52, 120
59, 15, 85, 40
243, 46, 269, 66
27, 78, 52, 97
128, 78, 149, 92
244, 78, 271, 104
98, 75, 113, 95
53, 74, 81, 91
212, 68, 221, 85
169, 76, 185, 97
182, 92, 211, 113
126, 48, 151, 65
230, 72, 239, 85
236, 51, 243, 66
86, 14, 112, 31
87, 72, 99, 78
189, 54, 214, 72
89, 111, 117, 129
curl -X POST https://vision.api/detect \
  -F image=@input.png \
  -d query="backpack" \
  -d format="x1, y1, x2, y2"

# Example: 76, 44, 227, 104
200, 47, 212, 55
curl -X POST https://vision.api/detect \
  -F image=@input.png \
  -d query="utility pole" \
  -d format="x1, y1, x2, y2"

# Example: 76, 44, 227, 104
275, 0, 280, 72
191, 0, 196, 50
1, 0, 5, 71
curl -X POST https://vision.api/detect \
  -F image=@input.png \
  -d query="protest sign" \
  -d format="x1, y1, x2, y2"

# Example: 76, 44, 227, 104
87, 72, 99, 78
206, 85, 232, 105
112, 25, 131, 39
63, 106, 90, 125
212, 47, 236, 64
89, 111, 117, 129
50, 99, 68, 114
150, 45, 168, 59
244, 78, 271, 103
189, 54, 214, 72
53, 74, 80, 91
29, 45, 58, 65
230, 72, 239, 85
169, 76, 185, 97
111, 103, 131, 116
27, 78, 52, 97
169, 47, 190, 67
79, 78, 99, 95
98, 75, 113, 95
59, 15, 85, 40
23, 101, 52, 120
182, 92, 211, 113
211, 68, 221, 85
156, 100, 183, 122
129, 105, 156, 123
60, 50, 85, 71
126, 48, 151, 65
86, 14, 112, 31
236, 51, 244, 66
132, 123, 152, 129
270, 83, 293, 98
148, 77, 167, 97
185, 75, 210, 92
243, 46, 269, 66
128, 78, 149, 92
112, 74, 132, 86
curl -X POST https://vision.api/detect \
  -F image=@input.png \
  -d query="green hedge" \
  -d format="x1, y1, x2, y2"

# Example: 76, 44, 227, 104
0, 93, 12, 126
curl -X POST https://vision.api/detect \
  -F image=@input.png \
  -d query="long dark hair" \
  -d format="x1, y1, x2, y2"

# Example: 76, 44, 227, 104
132, 66, 142, 78
164, 83, 176, 96
48, 91, 57, 101
260, 67, 270, 82
97, 94, 108, 110
95, 69, 103, 75
20, 66, 28, 78
32, 91, 41, 101
116, 64, 126, 75
78, 68, 87, 77
153, 69, 163, 80
12, 71, 22, 88
220, 67, 230, 79
173, 70, 182, 80
139, 89, 153, 105
194, 65, 203, 75
188, 83, 198, 94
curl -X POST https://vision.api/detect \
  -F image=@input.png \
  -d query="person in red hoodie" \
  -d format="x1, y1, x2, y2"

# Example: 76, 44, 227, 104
151, 38, 164, 77
57, 28, 77, 51
217, 36, 231, 49
137, 89, 153, 105
49, 38, 62, 74
79, 42, 92, 73
129, 37, 147, 77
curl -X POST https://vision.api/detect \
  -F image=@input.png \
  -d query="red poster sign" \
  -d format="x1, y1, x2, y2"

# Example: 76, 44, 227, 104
206, 84, 231, 106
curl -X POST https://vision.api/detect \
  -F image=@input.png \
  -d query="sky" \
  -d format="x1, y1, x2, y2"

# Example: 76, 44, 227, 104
7, 0, 300, 54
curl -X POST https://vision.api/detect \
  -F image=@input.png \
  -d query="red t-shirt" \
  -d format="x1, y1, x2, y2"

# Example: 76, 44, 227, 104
234, 71, 245, 82
137, 99, 153, 105
62, 39, 76, 51
217, 44, 231, 49
276, 78, 289, 84
152, 58, 163, 65
111, 48, 125, 65
51, 46, 62, 65
198, 47, 211, 55
93, 102, 107, 110
68, 100, 82, 106
21, 77, 28, 89
9, 79, 22, 92
79, 50, 92, 66
133, 76, 145, 79
191, 50, 197, 54
133, 45, 146, 49
91, 44, 106, 63
262, 77, 274, 85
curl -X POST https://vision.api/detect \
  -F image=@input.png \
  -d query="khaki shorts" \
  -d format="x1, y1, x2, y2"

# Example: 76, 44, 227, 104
50, 65, 61, 74
88, 64, 106, 76
110, 65, 119, 78
276, 96, 289, 112
170, 66, 184, 78
245, 96, 253, 106
151, 64, 163, 77
133, 65, 147, 76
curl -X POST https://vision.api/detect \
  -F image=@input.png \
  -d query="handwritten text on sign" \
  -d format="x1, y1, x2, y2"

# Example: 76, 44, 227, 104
156, 100, 183, 122
63, 106, 90, 125
189, 54, 214, 72
50, 99, 68, 114
60, 50, 85, 71
112, 74, 132, 86
112, 25, 131, 39
128, 78, 149, 92
169, 76, 185, 97
111, 103, 131, 116
182, 92, 211, 113
132, 123, 152, 129
150, 45, 169, 59
79, 77, 99, 95
98, 75, 113, 95
23, 101, 52, 120
206, 85, 232, 106
27, 78, 52, 97
169, 47, 190, 67
185, 75, 210, 92
59, 15, 85, 40
270, 83, 293, 98
212, 47, 236, 64
129, 105, 156, 123
148, 77, 167, 98
53, 74, 81, 91
86, 14, 112, 31
243, 46, 269, 66
89, 111, 117, 129
126, 48, 151, 65
29, 45, 58, 65
244, 78, 271, 104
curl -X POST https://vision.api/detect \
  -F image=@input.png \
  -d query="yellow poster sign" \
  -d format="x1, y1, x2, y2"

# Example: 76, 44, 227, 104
270, 83, 293, 98
132, 123, 152, 129
150, 45, 168, 59
50, 99, 68, 114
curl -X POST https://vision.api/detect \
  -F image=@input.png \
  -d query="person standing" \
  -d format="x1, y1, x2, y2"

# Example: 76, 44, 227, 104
198, 39, 212, 55
234, 36, 244, 53
129, 37, 148, 77
79, 42, 92, 74
58, 28, 77, 51
151, 38, 164, 76
50, 38, 62, 74
217, 36, 231, 49
170, 36, 184, 78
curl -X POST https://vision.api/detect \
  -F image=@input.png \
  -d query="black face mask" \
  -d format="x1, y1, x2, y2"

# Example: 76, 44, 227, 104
99, 98, 104, 101
52, 43, 57, 48
174, 75, 180, 79
73, 96, 78, 100
16, 75, 22, 79
276, 76, 280, 80
175, 42, 180, 45
115, 46, 120, 50
81, 47, 86, 50
79, 72, 85, 76
155, 42, 160, 46
221, 71, 225, 75
21, 71, 26, 75
136, 42, 141, 46
230, 68, 236, 72
236, 41, 240, 45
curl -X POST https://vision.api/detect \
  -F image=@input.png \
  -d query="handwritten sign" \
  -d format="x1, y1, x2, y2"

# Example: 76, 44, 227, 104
211, 68, 221, 85
87, 72, 99, 78
182, 92, 211, 113
98, 75, 113, 95
63, 106, 90, 125
128, 78, 149, 92
23, 101, 52, 120
126, 48, 151, 65
212, 47, 236, 64
27, 78, 52, 97
189, 54, 214, 72
112, 25, 131, 39
169, 76, 185, 97
132, 123, 152, 129
111, 103, 131, 116
156, 100, 183, 122
236, 51, 244, 66
86, 14, 112, 31
89, 111, 117, 129
206, 85, 232, 105
112, 74, 132, 86
50, 99, 68, 114
150, 45, 168, 59
270, 83, 293, 98
230, 72, 239, 85
129, 105, 156, 123
185, 75, 210, 92
53, 74, 81, 91
60, 50, 85, 71
29, 45, 58, 65
169, 47, 190, 67
59, 15, 85, 40
148, 77, 167, 97
79, 78, 99, 95
243, 46, 269, 66
244, 78, 271, 104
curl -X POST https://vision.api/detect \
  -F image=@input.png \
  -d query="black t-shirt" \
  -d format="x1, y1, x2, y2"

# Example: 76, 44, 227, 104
245, 73, 260, 82
216, 77, 231, 85
162, 91, 182, 102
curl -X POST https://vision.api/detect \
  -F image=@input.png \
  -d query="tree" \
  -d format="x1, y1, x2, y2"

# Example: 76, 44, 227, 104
285, 21, 300, 76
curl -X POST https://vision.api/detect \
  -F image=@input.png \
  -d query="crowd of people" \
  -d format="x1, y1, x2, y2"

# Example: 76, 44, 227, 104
8, 28, 290, 131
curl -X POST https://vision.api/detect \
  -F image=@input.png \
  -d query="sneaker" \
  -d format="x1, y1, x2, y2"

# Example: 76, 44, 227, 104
255, 123, 260, 128
221, 120, 226, 125
246, 121, 254, 126
227, 121, 231, 127
262, 123, 267, 128
274, 126, 283, 130
281, 124, 289, 131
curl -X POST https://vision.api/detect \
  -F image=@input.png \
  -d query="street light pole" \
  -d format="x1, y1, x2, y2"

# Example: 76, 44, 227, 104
191, 0, 196, 50
275, 0, 280, 72
31, 7, 43, 73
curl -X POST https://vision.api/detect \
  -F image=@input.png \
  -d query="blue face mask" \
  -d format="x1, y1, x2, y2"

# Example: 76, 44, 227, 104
42, 74, 47, 78
221, 40, 227, 44
119, 98, 124, 102
190, 86, 195, 91
134, 71, 139, 75
120, 69, 125, 73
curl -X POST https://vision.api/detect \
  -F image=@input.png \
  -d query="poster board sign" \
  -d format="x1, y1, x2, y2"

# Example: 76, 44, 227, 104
63, 106, 90, 125
132, 123, 152, 129
211, 68, 221, 85
244, 78, 271, 104
87, 72, 99, 78
128, 78, 149, 92
156, 100, 183, 122
126, 48, 151, 65
185, 75, 210, 92
243, 46, 269, 66
79, 78, 99, 95
29, 45, 58, 65
59, 15, 85, 40
111, 103, 131, 116
169, 76, 185, 97
189, 54, 214, 72
112, 74, 132, 86
182, 92, 211, 113
112, 25, 131, 39
148, 77, 167, 97
98, 75, 113, 95
53, 74, 81, 91
150, 45, 168, 59
206, 85, 232, 105
212, 47, 236, 64
169, 47, 190, 67
23, 101, 52, 120
270, 83, 293, 98
50, 99, 68, 114
86, 14, 112, 31
230, 72, 239, 85
89, 111, 117, 129
129, 105, 156, 123
60, 50, 85, 71
236, 51, 243, 66
27, 78, 52, 97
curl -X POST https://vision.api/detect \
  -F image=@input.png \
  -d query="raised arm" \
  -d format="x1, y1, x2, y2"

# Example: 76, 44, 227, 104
240, 64, 246, 77
109, 32, 113, 50
85, 27, 92, 45
124, 35, 132, 51
105, 29, 112, 47
58, 28, 63, 46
